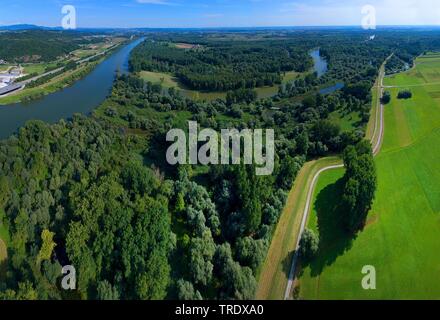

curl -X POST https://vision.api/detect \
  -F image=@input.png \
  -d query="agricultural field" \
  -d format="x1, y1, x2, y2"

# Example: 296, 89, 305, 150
298, 54, 440, 299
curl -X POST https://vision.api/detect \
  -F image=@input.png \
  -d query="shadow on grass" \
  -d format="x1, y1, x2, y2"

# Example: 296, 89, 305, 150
0, 240, 7, 282
306, 177, 356, 277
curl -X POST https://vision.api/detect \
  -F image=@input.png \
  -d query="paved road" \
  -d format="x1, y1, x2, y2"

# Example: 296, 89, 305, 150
283, 56, 390, 300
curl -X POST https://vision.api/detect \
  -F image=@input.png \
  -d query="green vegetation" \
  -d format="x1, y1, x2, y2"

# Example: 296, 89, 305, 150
0, 60, 102, 105
299, 229, 319, 261
341, 141, 377, 233
299, 54, 440, 299
3, 28, 440, 301
397, 90, 413, 99
381, 91, 391, 104
0, 117, 174, 300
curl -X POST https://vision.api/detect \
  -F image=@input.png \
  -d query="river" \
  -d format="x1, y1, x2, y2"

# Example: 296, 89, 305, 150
310, 49, 328, 77
310, 49, 344, 95
0, 38, 145, 140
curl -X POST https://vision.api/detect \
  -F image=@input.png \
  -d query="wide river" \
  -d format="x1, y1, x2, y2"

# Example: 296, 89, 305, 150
0, 38, 145, 140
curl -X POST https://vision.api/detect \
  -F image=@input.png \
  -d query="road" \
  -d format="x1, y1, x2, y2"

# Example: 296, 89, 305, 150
283, 56, 390, 300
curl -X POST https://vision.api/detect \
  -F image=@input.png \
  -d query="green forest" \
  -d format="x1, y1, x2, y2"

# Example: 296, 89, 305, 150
0, 31, 102, 63
129, 39, 313, 91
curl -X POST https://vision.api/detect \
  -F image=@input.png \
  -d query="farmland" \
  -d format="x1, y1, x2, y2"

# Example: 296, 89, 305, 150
298, 54, 440, 299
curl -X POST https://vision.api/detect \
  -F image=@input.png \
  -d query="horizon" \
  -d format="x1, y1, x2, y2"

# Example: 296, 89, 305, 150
1, 0, 440, 29
4, 24, 440, 30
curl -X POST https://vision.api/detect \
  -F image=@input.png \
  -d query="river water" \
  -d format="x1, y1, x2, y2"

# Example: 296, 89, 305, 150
310, 49, 344, 95
0, 38, 144, 139
310, 49, 328, 77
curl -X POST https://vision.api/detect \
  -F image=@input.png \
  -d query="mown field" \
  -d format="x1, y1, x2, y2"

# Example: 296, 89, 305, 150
299, 54, 440, 299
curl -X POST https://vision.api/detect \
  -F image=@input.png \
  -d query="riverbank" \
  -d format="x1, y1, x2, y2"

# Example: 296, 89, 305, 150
0, 39, 127, 106
0, 38, 145, 139
256, 56, 388, 300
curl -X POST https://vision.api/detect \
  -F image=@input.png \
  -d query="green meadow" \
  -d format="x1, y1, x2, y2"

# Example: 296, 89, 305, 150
299, 54, 440, 299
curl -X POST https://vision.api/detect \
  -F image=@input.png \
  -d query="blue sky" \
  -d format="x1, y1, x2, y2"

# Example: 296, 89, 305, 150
1, 0, 440, 28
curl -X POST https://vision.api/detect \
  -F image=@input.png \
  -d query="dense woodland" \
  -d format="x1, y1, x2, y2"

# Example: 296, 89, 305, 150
1, 28, 440, 300
129, 40, 313, 91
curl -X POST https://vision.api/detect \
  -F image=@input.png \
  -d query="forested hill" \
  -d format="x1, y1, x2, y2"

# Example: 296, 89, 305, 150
0, 31, 102, 63
129, 40, 313, 91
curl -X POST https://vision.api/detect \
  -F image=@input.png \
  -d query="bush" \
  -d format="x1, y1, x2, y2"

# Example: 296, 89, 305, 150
397, 90, 412, 99
299, 229, 319, 261
381, 91, 391, 104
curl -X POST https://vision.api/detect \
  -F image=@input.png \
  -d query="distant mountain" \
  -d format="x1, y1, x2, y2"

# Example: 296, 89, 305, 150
0, 24, 63, 31
0, 24, 128, 33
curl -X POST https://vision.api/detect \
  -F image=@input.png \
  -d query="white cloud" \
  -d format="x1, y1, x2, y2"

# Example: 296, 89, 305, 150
278, 0, 440, 26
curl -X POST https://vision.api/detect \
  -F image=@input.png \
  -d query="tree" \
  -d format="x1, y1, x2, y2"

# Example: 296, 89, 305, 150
381, 91, 391, 104
299, 229, 319, 261
97, 280, 120, 300
235, 237, 268, 272
236, 165, 265, 235
397, 90, 412, 99
214, 243, 257, 300
342, 141, 377, 233
0, 175, 9, 207
176, 279, 203, 300
188, 229, 216, 286
37, 229, 56, 266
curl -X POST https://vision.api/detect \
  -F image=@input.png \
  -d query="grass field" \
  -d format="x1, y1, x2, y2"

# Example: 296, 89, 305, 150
299, 54, 440, 299
140, 70, 303, 102
328, 109, 361, 132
